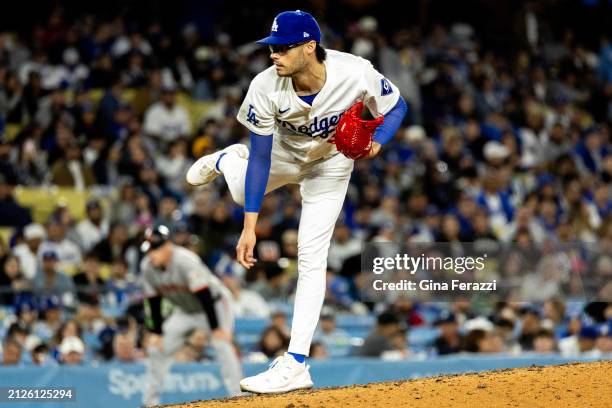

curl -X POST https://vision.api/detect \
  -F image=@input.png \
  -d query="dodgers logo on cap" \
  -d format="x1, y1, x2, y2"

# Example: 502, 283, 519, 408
256, 10, 322, 45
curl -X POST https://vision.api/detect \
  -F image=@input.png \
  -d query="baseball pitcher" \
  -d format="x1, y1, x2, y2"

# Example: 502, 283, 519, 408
186, 10, 407, 394
140, 225, 242, 406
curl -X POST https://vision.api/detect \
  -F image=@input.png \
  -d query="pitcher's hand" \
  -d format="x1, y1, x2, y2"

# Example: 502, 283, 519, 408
364, 141, 382, 159
236, 228, 257, 269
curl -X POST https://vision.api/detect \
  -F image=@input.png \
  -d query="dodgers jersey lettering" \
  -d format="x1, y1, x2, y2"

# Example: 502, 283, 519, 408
237, 49, 400, 163
140, 246, 228, 314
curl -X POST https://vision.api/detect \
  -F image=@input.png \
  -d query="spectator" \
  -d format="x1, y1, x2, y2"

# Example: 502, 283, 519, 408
574, 127, 607, 175
518, 308, 542, 351
20, 70, 44, 119
38, 218, 82, 273
58, 336, 85, 365
541, 122, 573, 163
355, 311, 401, 357
0, 172, 32, 228
156, 138, 192, 194
32, 295, 63, 342
171, 222, 192, 247
381, 327, 411, 360
314, 307, 351, 357
31, 295, 63, 341
1, 337, 22, 366
0, 69, 24, 123
392, 297, 425, 327
75, 200, 109, 252
13, 223, 46, 280
250, 262, 292, 302
95, 74, 124, 138
533, 329, 558, 354
462, 329, 486, 353
502, 207, 546, 244
542, 299, 567, 327
592, 182, 612, 219
221, 270, 270, 319
31, 342, 54, 366
75, 296, 111, 342
72, 252, 105, 304
476, 171, 514, 231
110, 183, 138, 227
493, 314, 520, 354
32, 250, 76, 304
328, 223, 362, 272
433, 312, 462, 355
154, 195, 181, 228
558, 326, 598, 357
13, 294, 39, 329
143, 83, 190, 145
324, 268, 355, 311
270, 310, 290, 338
50, 140, 97, 189
6, 322, 29, 349
279, 229, 298, 276
256, 326, 289, 359
14, 127, 50, 186
593, 322, 612, 355
92, 223, 130, 263
309, 341, 328, 360
112, 331, 143, 363
52, 319, 83, 351
0, 255, 30, 305
104, 257, 140, 310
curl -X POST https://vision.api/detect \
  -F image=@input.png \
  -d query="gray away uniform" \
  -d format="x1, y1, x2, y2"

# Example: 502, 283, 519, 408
140, 245, 242, 406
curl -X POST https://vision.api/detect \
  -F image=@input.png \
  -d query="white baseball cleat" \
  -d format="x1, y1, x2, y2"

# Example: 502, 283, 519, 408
186, 144, 249, 186
240, 353, 314, 394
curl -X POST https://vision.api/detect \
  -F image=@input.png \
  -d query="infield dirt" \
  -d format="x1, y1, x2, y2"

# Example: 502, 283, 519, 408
165, 360, 612, 408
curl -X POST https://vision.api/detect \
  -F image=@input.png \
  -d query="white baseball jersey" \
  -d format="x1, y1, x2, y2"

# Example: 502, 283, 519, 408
140, 246, 228, 314
237, 49, 400, 163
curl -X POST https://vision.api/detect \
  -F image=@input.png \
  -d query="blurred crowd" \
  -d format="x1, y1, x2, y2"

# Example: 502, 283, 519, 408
0, 1, 611, 366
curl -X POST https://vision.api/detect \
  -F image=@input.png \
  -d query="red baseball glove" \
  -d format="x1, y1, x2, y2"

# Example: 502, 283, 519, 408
334, 101, 384, 160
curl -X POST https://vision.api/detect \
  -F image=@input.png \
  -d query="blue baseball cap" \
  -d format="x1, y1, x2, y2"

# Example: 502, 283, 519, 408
14, 294, 38, 314
579, 326, 599, 340
40, 295, 61, 311
42, 250, 59, 261
256, 10, 321, 45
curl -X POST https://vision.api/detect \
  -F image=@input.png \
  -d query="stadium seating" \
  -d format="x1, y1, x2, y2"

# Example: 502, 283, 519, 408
14, 187, 91, 223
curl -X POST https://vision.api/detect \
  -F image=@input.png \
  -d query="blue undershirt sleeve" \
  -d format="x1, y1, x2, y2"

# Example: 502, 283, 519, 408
244, 131, 273, 213
372, 96, 408, 145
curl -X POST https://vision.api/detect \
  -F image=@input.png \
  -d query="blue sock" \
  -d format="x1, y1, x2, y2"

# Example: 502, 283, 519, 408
215, 152, 227, 172
288, 352, 305, 363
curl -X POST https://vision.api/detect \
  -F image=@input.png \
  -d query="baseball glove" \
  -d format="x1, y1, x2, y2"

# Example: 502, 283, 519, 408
334, 101, 384, 160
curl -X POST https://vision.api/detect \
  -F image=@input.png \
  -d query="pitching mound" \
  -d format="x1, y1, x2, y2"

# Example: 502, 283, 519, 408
166, 361, 611, 408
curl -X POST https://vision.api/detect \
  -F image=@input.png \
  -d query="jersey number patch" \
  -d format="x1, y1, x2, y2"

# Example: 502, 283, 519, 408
381, 78, 393, 96
246, 104, 260, 126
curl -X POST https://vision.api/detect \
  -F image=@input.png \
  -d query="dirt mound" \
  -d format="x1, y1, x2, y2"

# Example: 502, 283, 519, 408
166, 361, 612, 408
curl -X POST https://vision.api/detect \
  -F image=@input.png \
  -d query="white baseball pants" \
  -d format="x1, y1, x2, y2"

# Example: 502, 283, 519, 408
219, 144, 353, 355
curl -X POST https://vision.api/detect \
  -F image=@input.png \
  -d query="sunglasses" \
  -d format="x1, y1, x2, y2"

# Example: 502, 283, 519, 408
268, 42, 309, 54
